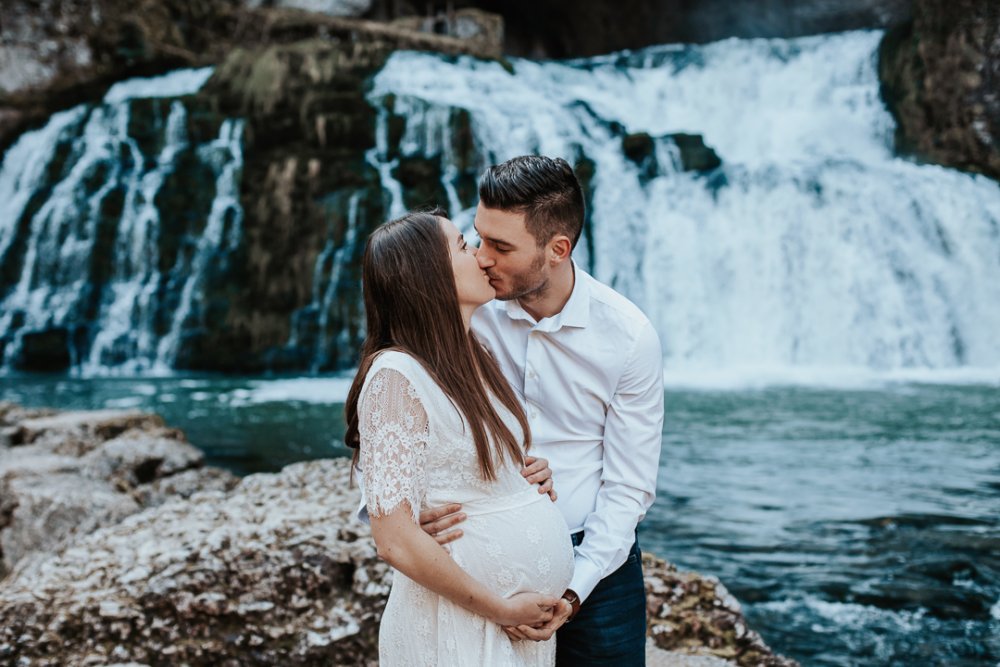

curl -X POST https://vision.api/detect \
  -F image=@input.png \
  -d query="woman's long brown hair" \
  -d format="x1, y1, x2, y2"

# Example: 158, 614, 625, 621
344, 211, 530, 480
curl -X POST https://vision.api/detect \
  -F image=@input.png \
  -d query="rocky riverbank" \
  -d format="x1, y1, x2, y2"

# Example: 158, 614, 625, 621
0, 402, 238, 579
0, 404, 798, 666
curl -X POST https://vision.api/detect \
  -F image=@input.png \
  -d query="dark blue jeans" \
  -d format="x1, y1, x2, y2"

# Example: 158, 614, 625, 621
555, 533, 646, 666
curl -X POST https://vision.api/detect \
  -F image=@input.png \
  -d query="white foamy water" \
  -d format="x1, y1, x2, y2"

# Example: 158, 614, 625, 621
103, 68, 214, 104
153, 118, 246, 371
236, 377, 356, 405
230, 363, 1000, 403
757, 596, 928, 632
0, 68, 242, 373
661, 364, 1000, 390
368, 31, 1000, 382
3, 32, 1000, 387
0, 107, 89, 263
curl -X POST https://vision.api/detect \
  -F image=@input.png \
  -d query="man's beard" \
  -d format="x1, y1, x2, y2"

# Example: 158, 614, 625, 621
493, 252, 548, 302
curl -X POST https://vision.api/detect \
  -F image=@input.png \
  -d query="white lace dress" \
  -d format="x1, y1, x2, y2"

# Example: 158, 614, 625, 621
358, 350, 574, 667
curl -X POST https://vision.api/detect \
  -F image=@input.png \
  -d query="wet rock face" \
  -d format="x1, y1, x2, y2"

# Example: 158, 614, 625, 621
132, 16, 499, 373
392, 155, 449, 210
0, 0, 241, 149
879, 0, 1000, 180
404, 0, 912, 57
0, 403, 238, 578
621, 131, 722, 185
185, 37, 391, 373
644, 556, 800, 667
670, 134, 723, 173
13, 328, 73, 372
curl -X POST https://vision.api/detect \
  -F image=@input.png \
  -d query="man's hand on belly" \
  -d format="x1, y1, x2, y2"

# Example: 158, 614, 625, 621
522, 456, 557, 502
419, 503, 466, 546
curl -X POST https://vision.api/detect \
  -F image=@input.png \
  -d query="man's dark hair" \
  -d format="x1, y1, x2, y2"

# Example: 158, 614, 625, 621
478, 155, 585, 249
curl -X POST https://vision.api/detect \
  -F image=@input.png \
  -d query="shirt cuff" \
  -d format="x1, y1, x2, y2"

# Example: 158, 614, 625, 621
568, 555, 604, 603
355, 499, 371, 525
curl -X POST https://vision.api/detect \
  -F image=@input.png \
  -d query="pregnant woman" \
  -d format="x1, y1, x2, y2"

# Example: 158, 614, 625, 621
345, 210, 575, 665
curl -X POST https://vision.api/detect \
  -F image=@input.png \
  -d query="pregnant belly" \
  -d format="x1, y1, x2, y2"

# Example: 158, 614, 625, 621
448, 488, 575, 598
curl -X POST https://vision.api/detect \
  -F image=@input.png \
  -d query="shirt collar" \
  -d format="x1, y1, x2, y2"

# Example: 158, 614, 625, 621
502, 260, 591, 331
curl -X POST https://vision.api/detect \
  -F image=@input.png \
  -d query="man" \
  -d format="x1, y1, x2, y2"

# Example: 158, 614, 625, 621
421, 155, 664, 664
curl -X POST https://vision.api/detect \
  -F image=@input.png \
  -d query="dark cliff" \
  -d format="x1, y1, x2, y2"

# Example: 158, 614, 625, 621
879, 0, 1000, 179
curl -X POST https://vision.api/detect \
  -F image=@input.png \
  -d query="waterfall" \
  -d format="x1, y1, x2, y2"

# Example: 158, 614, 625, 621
366, 30, 1000, 377
296, 191, 363, 374
367, 108, 408, 221
315, 191, 362, 371
0, 67, 242, 374
153, 118, 246, 372
3, 31, 1000, 378
83, 100, 188, 372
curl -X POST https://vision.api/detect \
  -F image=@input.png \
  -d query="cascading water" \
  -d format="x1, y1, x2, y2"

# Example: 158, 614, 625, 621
2, 31, 999, 379
152, 118, 245, 372
367, 30, 1000, 381
367, 108, 408, 222
0, 68, 244, 373
290, 190, 364, 374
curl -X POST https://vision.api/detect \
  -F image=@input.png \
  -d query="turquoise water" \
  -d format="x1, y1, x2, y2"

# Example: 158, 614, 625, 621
2, 375, 998, 666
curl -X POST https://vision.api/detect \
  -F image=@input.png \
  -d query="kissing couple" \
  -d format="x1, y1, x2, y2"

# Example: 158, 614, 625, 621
347, 155, 664, 666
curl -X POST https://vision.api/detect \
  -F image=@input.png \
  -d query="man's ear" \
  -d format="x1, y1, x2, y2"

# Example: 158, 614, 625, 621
548, 235, 572, 264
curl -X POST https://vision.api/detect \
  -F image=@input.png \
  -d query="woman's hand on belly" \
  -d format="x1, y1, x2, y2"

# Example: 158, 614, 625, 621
503, 598, 573, 642
494, 591, 561, 627
371, 501, 560, 627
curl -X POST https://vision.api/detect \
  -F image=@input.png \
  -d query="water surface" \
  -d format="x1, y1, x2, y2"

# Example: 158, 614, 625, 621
3, 374, 997, 666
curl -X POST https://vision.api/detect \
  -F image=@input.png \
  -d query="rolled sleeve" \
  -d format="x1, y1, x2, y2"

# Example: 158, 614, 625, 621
354, 472, 371, 525
570, 321, 664, 602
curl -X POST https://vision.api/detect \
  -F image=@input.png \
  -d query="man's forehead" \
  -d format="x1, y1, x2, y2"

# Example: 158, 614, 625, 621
474, 207, 529, 239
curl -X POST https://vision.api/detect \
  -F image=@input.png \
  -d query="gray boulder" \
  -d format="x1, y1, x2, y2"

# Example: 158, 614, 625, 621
0, 459, 386, 666
0, 406, 237, 577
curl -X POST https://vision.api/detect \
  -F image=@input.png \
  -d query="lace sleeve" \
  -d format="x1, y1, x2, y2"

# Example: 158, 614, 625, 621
359, 366, 430, 521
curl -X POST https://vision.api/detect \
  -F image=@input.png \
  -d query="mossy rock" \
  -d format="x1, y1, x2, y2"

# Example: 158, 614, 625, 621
392, 155, 449, 212
14, 329, 72, 372
669, 133, 723, 172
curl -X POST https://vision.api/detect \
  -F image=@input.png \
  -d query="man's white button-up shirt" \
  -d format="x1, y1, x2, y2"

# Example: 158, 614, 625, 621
472, 263, 664, 602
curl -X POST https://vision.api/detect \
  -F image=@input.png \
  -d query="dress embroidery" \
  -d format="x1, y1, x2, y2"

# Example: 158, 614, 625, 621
359, 367, 429, 521
360, 352, 574, 666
